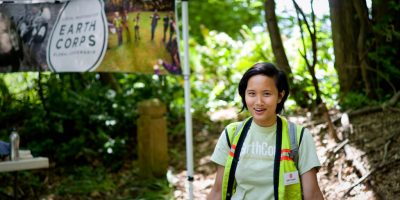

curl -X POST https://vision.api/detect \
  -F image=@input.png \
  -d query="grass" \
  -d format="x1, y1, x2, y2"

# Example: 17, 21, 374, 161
97, 11, 172, 73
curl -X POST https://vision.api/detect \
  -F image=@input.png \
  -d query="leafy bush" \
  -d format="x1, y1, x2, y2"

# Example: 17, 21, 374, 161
340, 92, 379, 111
0, 72, 185, 171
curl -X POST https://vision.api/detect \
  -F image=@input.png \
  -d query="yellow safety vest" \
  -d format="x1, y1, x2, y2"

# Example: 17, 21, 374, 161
221, 116, 304, 200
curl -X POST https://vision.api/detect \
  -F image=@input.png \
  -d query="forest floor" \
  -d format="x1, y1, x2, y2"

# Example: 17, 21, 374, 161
170, 109, 400, 200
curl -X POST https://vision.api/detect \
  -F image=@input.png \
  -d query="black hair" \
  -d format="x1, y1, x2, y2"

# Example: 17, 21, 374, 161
238, 62, 289, 114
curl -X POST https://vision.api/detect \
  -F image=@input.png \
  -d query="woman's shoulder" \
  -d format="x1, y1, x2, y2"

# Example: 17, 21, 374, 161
226, 121, 241, 128
224, 117, 252, 134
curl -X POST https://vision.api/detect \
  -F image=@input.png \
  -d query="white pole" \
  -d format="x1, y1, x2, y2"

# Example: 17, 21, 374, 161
181, 0, 194, 199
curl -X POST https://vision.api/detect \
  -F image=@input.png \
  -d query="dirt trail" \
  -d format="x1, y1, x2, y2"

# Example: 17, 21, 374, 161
171, 110, 400, 200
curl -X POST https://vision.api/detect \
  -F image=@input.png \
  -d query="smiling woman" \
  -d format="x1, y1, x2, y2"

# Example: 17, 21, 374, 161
207, 62, 324, 200
243, 75, 283, 127
238, 63, 288, 127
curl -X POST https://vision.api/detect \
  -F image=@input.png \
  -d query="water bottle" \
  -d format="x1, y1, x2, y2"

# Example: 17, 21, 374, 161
10, 131, 19, 161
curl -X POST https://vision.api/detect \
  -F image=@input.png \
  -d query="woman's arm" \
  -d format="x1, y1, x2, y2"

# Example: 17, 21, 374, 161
301, 168, 324, 200
207, 165, 225, 200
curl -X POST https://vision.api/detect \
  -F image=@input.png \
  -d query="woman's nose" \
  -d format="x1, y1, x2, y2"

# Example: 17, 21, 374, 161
255, 95, 263, 105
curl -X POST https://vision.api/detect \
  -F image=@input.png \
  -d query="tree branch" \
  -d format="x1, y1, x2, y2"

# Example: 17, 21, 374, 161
292, 0, 338, 141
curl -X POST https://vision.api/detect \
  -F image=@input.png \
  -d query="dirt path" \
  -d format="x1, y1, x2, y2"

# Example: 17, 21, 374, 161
170, 110, 400, 200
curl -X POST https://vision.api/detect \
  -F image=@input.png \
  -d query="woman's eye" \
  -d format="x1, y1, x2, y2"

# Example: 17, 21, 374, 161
264, 93, 271, 96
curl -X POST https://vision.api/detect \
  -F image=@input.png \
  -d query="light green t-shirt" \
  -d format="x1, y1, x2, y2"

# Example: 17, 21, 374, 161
210, 121, 321, 200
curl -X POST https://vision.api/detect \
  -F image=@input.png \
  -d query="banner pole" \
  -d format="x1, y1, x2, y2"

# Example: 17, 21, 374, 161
181, 0, 194, 199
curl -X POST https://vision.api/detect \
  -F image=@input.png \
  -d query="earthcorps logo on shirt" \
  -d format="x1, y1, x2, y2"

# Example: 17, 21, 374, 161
46, 0, 107, 72
241, 141, 275, 158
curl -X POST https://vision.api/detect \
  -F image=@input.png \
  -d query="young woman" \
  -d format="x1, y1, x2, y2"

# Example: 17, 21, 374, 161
208, 62, 324, 200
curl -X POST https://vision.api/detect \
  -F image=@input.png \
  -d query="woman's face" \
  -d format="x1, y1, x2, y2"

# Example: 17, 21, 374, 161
245, 74, 284, 127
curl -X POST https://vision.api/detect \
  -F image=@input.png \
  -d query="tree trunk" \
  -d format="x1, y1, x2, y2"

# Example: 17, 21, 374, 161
328, 0, 363, 97
329, 0, 400, 103
264, 0, 309, 108
264, 0, 292, 75
353, 0, 372, 97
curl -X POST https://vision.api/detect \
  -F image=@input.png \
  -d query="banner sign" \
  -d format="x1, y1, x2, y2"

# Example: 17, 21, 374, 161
47, 0, 107, 72
0, 0, 181, 74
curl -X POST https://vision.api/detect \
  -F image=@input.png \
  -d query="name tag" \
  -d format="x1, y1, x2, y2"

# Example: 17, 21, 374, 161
284, 171, 300, 185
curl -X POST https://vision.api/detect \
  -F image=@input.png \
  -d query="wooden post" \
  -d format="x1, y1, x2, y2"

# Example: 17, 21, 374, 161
137, 99, 168, 178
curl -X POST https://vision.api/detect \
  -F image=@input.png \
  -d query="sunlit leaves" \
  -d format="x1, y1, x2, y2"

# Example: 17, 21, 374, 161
188, 0, 264, 43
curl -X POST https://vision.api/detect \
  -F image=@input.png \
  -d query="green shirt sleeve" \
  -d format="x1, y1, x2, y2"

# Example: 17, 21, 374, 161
298, 128, 321, 175
210, 130, 230, 166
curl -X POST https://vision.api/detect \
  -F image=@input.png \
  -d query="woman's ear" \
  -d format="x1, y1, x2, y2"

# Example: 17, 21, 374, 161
278, 90, 285, 103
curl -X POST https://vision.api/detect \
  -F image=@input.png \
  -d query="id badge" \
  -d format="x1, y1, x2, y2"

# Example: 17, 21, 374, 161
284, 171, 300, 185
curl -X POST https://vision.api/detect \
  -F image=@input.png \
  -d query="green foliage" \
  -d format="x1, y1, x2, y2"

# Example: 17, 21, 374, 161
0, 170, 48, 199
356, 0, 400, 103
54, 166, 172, 199
189, 25, 276, 116
56, 166, 115, 196
188, 0, 263, 43
340, 92, 379, 111
0, 71, 183, 198
0, 72, 185, 171
130, 179, 173, 200
2, 0, 398, 198
368, 44, 400, 96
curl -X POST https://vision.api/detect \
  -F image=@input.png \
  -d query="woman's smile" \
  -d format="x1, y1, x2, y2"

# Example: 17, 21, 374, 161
254, 108, 266, 115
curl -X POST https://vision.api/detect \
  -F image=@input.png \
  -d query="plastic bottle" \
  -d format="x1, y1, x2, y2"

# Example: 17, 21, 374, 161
10, 130, 19, 161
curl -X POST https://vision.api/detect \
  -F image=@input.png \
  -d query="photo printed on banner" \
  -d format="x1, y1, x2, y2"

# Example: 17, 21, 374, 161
0, 3, 63, 72
98, 0, 181, 74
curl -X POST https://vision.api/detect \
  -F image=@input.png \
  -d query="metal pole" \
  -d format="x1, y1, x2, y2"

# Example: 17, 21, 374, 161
181, 0, 194, 199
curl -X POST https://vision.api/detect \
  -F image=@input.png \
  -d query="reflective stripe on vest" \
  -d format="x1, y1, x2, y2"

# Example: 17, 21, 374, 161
222, 116, 303, 200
